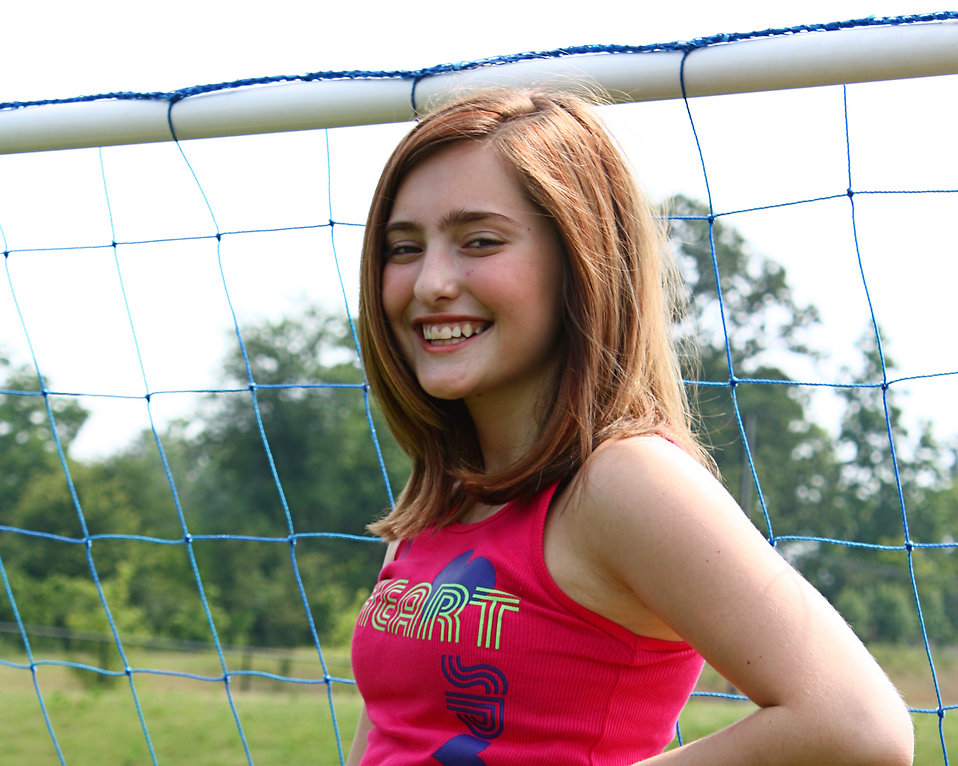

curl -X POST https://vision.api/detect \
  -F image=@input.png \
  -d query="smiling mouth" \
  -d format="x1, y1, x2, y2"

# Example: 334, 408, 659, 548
421, 322, 489, 345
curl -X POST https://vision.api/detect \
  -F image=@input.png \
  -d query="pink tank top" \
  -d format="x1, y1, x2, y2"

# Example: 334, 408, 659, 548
350, 481, 703, 765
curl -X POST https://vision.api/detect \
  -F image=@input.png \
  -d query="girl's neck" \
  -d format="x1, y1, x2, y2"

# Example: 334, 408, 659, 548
464, 368, 557, 473
468, 397, 540, 474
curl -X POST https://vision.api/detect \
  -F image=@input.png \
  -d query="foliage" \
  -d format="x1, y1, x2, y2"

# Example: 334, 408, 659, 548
668, 195, 837, 535
165, 307, 408, 646
667, 195, 957, 644
1, 315, 408, 649
0, 359, 88, 516
798, 332, 958, 644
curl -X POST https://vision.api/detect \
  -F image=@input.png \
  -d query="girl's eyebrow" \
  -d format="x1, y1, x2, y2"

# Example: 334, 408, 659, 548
440, 209, 518, 229
384, 209, 519, 236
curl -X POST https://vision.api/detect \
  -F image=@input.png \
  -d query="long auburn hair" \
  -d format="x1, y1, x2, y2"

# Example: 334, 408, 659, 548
359, 87, 713, 541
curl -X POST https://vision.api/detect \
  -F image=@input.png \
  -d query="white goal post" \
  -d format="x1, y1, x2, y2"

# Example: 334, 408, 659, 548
1, 17, 957, 155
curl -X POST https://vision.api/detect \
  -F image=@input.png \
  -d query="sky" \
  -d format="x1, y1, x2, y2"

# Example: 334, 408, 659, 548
0, 1, 952, 101
1, 0, 957, 459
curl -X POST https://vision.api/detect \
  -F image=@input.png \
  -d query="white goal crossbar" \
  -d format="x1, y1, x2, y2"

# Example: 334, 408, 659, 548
1, 18, 958, 155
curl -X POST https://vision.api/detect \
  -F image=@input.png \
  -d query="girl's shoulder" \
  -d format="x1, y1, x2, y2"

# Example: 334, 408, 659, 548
550, 432, 806, 637
571, 433, 726, 521
544, 434, 740, 639
564, 433, 758, 580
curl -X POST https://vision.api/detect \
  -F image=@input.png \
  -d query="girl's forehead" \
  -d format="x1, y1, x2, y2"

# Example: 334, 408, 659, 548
389, 142, 531, 221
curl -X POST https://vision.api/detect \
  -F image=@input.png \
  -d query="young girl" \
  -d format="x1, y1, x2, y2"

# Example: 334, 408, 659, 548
348, 88, 913, 765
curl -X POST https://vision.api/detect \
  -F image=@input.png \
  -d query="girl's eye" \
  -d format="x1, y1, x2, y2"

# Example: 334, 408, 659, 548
385, 242, 421, 261
464, 236, 502, 250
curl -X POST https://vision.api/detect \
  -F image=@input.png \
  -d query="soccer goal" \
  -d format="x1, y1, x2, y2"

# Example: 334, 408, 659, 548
1, 13, 956, 765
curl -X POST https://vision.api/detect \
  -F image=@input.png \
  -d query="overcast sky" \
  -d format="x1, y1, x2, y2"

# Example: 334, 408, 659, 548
1, 0, 951, 101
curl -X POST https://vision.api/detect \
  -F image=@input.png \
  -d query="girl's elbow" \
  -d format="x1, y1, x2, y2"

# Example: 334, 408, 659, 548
862, 731, 914, 766
877, 711, 914, 766
847, 697, 914, 766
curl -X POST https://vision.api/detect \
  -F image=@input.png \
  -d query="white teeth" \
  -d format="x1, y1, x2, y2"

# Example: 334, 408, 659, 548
422, 323, 487, 343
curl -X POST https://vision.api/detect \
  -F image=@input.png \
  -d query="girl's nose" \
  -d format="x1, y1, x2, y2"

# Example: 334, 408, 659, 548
413, 247, 461, 305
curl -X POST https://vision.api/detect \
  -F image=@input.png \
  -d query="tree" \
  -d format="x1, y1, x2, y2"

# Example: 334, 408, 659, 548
667, 195, 837, 538
0, 358, 94, 629
803, 330, 956, 643
0, 358, 88, 515
167, 308, 409, 646
667, 197, 956, 644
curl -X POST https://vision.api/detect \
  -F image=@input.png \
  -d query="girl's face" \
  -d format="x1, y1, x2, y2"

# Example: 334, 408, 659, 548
381, 140, 565, 422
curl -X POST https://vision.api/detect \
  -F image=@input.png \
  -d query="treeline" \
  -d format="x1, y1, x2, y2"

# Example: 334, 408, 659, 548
0, 308, 408, 653
1, 195, 955, 651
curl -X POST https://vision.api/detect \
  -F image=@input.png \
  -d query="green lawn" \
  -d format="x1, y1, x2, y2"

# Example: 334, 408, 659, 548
0, 643, 954, 764
0, 660, 361, 766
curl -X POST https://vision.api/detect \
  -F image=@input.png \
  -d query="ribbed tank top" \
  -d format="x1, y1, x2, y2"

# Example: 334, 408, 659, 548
350, 481, 703, 765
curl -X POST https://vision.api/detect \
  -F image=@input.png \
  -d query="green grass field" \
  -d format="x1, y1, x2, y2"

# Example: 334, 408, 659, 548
0, 643, 954, 764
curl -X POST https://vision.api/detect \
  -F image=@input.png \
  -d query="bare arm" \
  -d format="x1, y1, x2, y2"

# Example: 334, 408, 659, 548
571, 437, 913, 766
345, 540, 399, 766
345, 703, 373, 766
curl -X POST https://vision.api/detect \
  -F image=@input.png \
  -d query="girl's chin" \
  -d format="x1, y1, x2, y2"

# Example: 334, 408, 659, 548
410, 361, 480, 402
417, 382, 472, 401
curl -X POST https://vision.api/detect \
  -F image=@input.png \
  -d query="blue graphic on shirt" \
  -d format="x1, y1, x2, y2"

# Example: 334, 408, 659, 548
413, 553, 505, 765
431, 550, 496, 596
432, 734, 490, 766
441, 655, 507, 739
